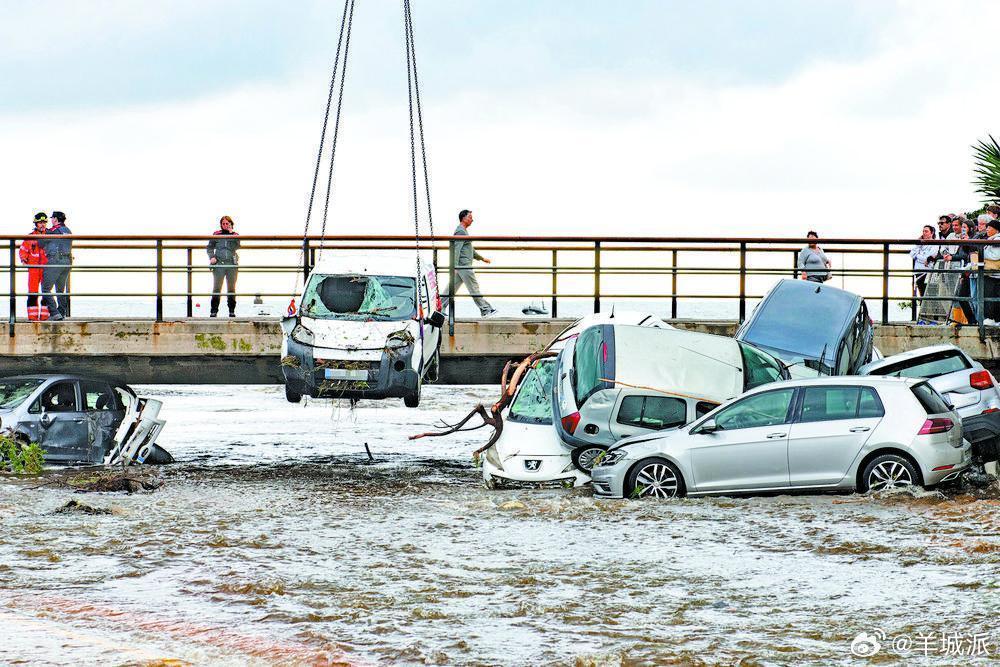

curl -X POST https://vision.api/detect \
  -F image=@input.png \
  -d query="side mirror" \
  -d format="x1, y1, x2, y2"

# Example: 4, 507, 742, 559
695, 418, 718, 434
39, 412, 52, 427
426, 311, 445, 328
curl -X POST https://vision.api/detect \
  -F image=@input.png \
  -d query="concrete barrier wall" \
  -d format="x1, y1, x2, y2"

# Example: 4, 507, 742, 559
1, 318, 998, 384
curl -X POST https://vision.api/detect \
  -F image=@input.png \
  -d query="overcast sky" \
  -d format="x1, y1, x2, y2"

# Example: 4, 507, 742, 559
1, 0, 997, 239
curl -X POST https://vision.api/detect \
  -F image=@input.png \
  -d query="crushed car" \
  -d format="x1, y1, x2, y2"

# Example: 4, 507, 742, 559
552, 325, 789, 471
736, 279, 875, 377
281, 252, 445, 408
0, 375, 170, 466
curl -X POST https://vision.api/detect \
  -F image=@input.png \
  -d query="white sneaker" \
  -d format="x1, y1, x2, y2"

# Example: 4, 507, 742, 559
984, 319, 997, 326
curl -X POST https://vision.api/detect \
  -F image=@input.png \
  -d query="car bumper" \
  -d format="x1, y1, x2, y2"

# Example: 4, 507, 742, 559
590, 462, 629, 498
918, 439, 973, 486
282, 338, 419, 399
482, 454, 589, 488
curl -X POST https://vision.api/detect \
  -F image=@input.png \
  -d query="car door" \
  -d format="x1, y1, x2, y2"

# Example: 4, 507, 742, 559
32, 380, 91, 462
80, 380, 122, 453
609, 393, 689, 443
688, 387, 795, 492
419, 275, 440, 370
786, 385, 884, 486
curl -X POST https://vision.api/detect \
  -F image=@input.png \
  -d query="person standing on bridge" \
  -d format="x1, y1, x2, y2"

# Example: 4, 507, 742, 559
441, 209, 497, 317
910, 225, 936, 297
797, 231, 832, 283
20, 213, 49, 319
40, 211, 72, 321
207, 215, 240, 318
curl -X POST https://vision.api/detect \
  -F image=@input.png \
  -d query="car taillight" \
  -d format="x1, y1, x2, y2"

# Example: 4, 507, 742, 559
970, 370, 994, 390
983, 408, 999, 414
561, 411, 581, 435
918, 418, 954, 435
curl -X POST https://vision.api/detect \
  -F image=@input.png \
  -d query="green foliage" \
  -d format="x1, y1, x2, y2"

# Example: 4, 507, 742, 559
0, 433, 45, 475
972, 135, 1000, 204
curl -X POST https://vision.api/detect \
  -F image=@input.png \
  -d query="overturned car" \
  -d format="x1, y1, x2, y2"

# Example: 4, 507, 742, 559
0, 374, 169, 466
281, 253, 445, 408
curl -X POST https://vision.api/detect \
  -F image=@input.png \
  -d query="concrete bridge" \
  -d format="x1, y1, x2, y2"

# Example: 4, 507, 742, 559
3, 319, 999, 384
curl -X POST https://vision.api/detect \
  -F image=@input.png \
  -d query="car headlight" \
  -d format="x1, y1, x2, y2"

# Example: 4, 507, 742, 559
483, 445, 504, 471
290, 323, 315, 345
597, 449, 629, 467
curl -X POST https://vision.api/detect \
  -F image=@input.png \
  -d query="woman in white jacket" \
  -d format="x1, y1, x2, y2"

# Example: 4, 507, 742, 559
909, 225, 937, 296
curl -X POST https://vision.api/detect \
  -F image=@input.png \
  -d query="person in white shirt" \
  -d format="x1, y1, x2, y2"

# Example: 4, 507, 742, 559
909, 225, 937, 296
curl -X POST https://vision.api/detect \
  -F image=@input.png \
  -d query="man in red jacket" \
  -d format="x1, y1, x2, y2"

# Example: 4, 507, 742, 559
19, 212, 49, 317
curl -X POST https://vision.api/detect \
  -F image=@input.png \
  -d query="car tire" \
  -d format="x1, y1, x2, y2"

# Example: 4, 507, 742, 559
860, 454, 921, 492
404, 379, 421, 408
285, 385, 302, 404
571, 445, 608, 473
625, 457, 686, 499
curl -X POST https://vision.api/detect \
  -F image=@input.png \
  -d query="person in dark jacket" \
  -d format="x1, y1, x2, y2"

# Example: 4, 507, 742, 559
40, 211, 72, 320
20, 213, 49, 313
207, 215, 240, 317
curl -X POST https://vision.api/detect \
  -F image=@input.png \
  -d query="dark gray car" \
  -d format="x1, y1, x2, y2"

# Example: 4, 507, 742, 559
0, 374, 167, 465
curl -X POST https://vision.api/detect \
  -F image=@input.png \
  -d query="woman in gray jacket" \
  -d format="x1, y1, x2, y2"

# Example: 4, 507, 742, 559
797, 230, 832, 283
207, 215, 240, 317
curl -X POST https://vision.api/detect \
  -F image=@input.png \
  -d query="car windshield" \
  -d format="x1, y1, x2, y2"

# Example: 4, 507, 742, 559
740, 283, 859, 373
301, 274, 416, 321
509, 359, 555, 424
0, 379, 44, 410
870, 350, 971, 380
739, 343, 786, 390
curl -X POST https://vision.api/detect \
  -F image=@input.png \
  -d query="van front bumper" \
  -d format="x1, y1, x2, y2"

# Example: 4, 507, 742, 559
282, 338, 419, 399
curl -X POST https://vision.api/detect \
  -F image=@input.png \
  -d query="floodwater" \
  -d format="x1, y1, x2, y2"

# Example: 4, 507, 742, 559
1, 385, 998, 666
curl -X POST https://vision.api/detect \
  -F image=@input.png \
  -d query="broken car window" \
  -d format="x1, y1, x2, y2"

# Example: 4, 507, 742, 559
509, 359, 556, 423
0, 379, 43, 410
301, 274, 416, 321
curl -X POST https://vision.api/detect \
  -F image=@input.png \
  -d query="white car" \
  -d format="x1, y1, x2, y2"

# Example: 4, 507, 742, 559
858, 344, 1000, 418
481, 312, 670, 488
591, 376, 971, 498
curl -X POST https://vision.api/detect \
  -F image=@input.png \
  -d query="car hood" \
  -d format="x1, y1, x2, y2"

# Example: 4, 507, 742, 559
609, 426, 688, 452
301, 317, 418, 352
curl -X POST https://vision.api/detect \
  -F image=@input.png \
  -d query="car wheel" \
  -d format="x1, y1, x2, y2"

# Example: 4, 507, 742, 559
571, 445, 608, 473
625, 457, 685, 499
404, 379, 421, 408
285, 384, 302, 404
861, 454, 920, 492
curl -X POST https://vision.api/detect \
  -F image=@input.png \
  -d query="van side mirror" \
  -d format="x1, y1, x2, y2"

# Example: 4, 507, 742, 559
426, 311, 445, 328
695, 418, 718, 434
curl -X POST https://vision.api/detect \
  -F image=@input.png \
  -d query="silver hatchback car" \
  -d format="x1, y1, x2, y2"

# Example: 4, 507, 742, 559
592, 376, 970, 498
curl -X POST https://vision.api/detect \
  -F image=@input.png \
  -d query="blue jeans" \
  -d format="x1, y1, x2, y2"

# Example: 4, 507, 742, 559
970, 275, 981, 322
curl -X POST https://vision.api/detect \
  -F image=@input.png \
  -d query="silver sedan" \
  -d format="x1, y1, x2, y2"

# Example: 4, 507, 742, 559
591, 376, 971, 498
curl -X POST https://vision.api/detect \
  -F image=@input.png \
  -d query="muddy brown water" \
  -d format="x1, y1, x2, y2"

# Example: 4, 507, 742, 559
1, 385, 998, 666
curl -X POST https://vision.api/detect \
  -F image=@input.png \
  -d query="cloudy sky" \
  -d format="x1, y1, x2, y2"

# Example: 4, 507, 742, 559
1, 0, 997, 239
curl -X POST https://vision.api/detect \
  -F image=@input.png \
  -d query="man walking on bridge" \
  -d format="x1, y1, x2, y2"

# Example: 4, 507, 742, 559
441, 209, 497, 317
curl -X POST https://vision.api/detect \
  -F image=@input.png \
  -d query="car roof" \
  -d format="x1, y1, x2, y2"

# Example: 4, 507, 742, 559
858, 344, 967, 372
310, 251, 436, 278
0, 374, 127, 386
742, 375, 920, 395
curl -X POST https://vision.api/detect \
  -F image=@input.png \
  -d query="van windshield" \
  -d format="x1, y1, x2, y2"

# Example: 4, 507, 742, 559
0, 379, 44, 410
301, 274, 416, 321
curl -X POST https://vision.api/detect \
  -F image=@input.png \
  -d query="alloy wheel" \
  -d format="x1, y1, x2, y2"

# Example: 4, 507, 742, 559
633, 463, 680, 498
575, 447, 605, 472
867, 460, 913, 491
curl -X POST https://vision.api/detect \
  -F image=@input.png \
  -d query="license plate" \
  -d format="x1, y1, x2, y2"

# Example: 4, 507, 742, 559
324, 368, 368, 381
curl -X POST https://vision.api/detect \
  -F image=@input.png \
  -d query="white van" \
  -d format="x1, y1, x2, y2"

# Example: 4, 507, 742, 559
280, 252, 444, 407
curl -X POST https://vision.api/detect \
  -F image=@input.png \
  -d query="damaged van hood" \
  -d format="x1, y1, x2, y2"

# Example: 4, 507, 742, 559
299, 317, 417, 357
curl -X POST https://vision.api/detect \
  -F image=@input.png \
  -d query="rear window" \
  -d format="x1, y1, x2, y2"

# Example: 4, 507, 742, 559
696, 401, 719, 418
509, 359, 555, 424
869, 350, 972, 380
740, 343, 785, 390
617, 395, 686, 431
911, 382, 951, 415
573, 326, 605, 406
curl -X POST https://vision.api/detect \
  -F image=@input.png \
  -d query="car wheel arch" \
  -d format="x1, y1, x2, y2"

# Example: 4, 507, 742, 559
854, 447, 924, 490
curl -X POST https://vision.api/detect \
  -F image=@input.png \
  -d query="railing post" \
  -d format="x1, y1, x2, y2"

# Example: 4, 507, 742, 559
155, 240, 164, 322
593, 241, 601, 314
186, 247, 193, 318
671, 249, 678, 319
738, 242, 747, 322
448, 239, 456, 336
551, 249, 558, 318
302, 239, 311, 281
8, 240, 15, 337
882, 243, 890, 324
978, 261, 985, 339
791, 250, 798, 279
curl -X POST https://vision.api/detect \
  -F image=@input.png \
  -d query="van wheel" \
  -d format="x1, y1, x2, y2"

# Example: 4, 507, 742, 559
861, 454, 920, 492
625, 457, 686, 499
404, 380, 421, 408
571, 445, 608, 473
285, 385, 302, 404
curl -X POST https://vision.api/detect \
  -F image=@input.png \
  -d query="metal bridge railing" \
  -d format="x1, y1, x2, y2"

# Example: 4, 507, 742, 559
3, 234, 998, 339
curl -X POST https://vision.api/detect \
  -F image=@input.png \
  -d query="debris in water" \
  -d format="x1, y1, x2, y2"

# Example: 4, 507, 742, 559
69, 470, 163, 494
54, 499, 112, 515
